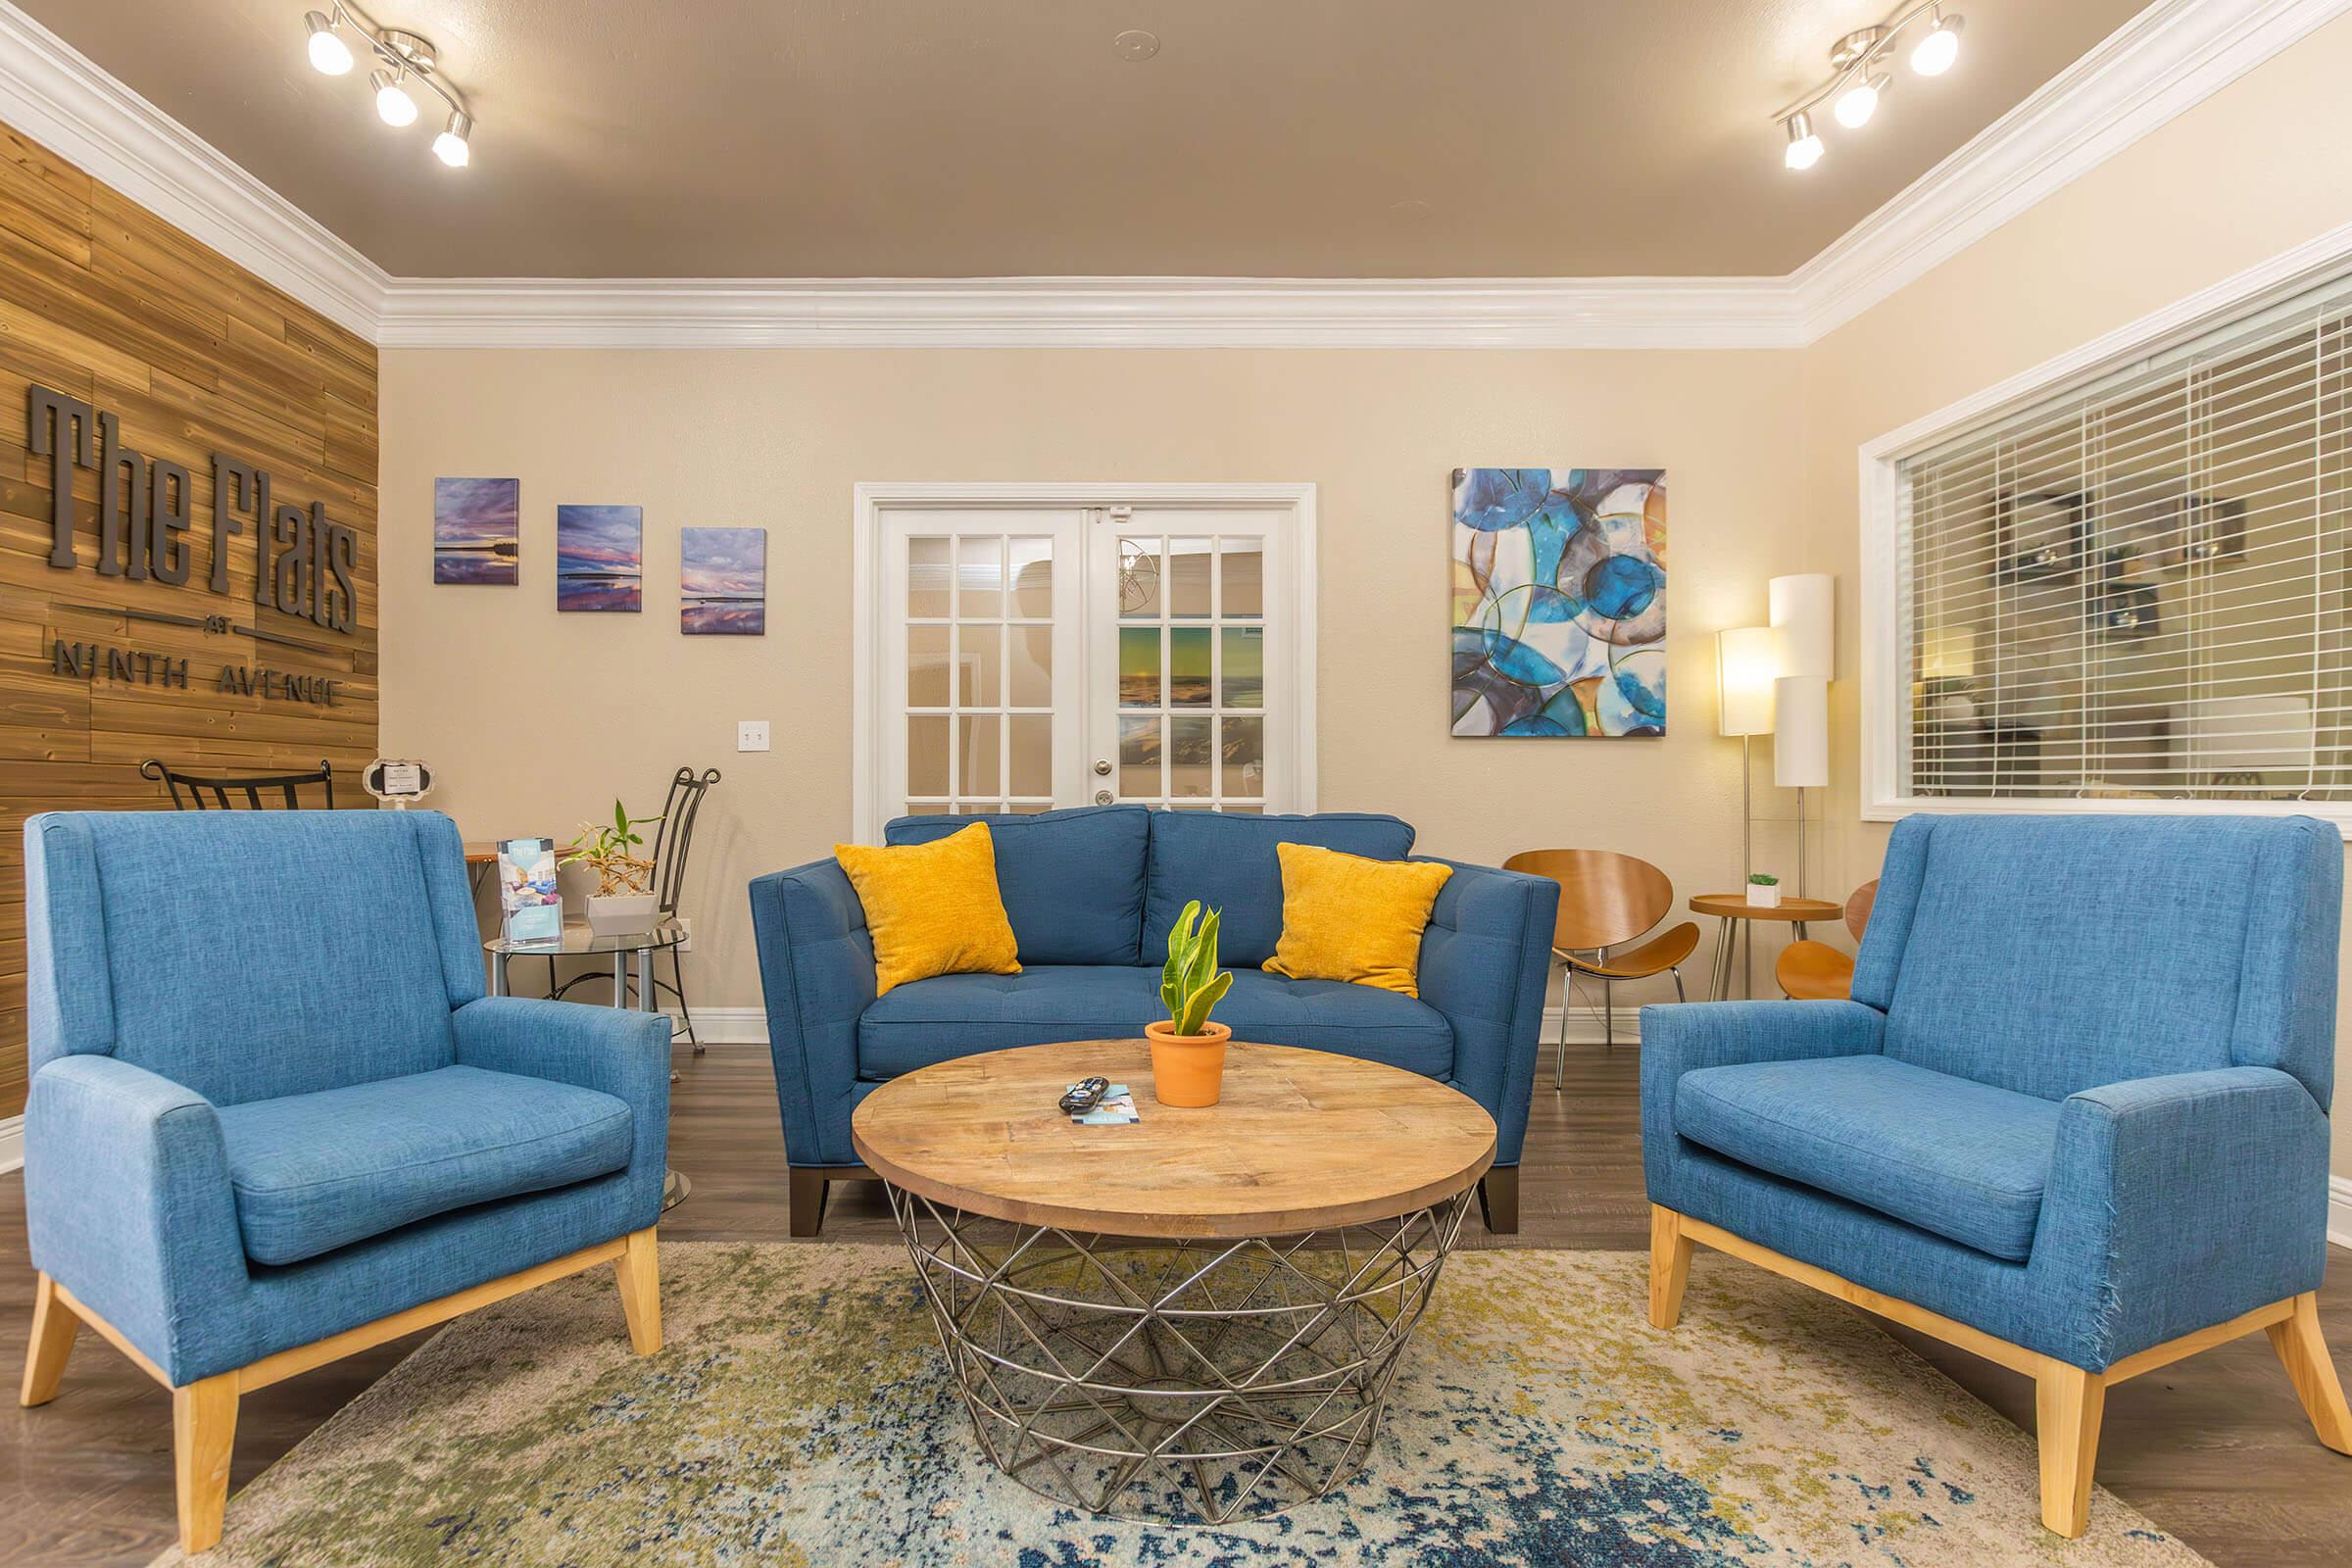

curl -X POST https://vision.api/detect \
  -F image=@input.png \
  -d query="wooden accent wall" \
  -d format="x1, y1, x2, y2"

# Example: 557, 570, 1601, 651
0, 124, 379, 1118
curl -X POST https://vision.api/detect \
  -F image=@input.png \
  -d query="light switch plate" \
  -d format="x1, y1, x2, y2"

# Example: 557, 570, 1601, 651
737, 719, 770, 753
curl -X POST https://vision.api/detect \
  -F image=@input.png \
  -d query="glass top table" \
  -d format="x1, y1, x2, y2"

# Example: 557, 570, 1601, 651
483, 919, 691, 1211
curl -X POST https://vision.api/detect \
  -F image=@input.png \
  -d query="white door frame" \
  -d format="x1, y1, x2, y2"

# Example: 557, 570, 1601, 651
853, 481, 1318, 843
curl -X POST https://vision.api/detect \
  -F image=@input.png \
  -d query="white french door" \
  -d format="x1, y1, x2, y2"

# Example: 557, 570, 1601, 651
857, 484, 1314, 841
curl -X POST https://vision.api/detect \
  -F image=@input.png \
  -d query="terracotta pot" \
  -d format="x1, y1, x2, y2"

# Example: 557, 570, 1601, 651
1145, 1018, 1232, 1106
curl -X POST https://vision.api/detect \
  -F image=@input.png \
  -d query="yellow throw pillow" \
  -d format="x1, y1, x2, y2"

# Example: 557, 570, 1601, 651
1262, 843, 1453, 997
833, 822, 1021, 997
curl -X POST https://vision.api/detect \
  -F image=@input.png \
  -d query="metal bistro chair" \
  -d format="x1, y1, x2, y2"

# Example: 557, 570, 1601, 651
547, 766, 721, 1052
1776, 879, 1879, 1001
141, 758, 334, 810
1503, 849, 1700, 1086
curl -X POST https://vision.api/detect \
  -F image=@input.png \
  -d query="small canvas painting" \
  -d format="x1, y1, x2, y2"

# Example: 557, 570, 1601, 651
1450, 467, 1667, 737
556, 505, 643, 612
432, 477, 519, 585
681, 526, 765, 635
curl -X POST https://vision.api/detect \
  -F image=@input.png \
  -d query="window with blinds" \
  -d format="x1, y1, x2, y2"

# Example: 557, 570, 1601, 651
1896, 270, 2352, 806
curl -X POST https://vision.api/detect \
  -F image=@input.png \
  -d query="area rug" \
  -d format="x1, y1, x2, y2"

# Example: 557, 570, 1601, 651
153, 1242, 2205, 1567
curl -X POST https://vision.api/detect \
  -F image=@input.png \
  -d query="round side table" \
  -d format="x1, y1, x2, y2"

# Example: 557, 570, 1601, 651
1688, 893, 1843, 1001
854, 1040, 1495, 1526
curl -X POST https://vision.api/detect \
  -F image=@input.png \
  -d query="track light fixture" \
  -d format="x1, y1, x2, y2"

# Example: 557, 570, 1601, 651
300, 2, 474, 170
1773, 3, 1963, 172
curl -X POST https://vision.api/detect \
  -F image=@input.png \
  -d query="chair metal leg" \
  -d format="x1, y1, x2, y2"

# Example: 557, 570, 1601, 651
1602, 977, 1614, 1052
1552, 962, 1571, 1091
1671, 967, 1687, 1004
668, 949, 703, 1055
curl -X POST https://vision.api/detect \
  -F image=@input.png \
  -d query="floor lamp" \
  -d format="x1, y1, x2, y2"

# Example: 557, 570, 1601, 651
1770, 573, 1836, 899
1716, 627, 1780, 886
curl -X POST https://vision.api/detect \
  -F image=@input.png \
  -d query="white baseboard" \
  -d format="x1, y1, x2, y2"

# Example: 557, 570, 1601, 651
0, 1113, 19, 1175
2331, 1175, 2352, 1251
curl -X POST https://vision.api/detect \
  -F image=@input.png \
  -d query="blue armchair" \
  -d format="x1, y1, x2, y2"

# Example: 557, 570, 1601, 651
17, 810, 672, 1554
1642, 813, 2352, 1538
750, 806, 1557, 1234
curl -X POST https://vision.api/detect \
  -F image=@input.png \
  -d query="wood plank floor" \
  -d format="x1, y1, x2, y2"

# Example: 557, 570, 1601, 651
3, 1042, 2348, 1565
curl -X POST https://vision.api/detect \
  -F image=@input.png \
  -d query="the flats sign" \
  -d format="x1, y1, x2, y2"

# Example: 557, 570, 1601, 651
27, 383, 361, 635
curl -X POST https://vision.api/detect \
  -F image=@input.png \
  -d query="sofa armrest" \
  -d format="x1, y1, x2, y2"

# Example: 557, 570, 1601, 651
1640, 1000, 1886, 1203
749, 858, 876, 1166
451, 996, 672, 1225
1411, 858, 1558, 1167
2034, 1065, 2329, 1367
24, 1055, 254, 1385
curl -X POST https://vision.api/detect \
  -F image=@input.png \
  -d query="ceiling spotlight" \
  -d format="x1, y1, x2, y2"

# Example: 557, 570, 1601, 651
1911, 13, 1963, 75
1833, 73, 1887, 128
432, 111, 471, 168
304, 11, 353, 75
1783, 113, 1824, 171
371, 68, 418, 127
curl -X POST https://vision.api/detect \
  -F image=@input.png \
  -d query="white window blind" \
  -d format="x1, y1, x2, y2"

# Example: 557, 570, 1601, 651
1897, 270, 2352, 805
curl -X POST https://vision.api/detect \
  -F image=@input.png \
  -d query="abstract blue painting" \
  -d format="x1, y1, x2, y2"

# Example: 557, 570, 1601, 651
556, 505, 643, 612
1450, 468, 1666, 737
681, 526, 765, 635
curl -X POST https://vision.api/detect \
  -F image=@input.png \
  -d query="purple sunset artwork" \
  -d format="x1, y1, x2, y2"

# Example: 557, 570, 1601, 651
432, 477, 519, 585
681, 527, 765, 635
556, 505, 643, 612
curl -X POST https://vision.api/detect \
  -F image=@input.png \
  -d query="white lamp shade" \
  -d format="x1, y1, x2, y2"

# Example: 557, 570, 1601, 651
1769, 573, 1834, 682
1717, 626, 1780, 737
1774, 677, 1829, 788
1920, 626, 1977, 681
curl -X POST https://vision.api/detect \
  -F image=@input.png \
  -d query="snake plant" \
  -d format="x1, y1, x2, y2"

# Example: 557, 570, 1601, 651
1159, 900, 1233, 1037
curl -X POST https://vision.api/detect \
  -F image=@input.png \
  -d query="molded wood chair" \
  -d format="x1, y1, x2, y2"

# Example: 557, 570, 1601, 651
1775, 880, 1879, 1001
1503, 849, 1699, 1085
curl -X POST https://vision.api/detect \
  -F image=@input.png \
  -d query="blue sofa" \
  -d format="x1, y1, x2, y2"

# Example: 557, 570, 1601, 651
750, 806, 1558, 1233
18, 810, 672, 1554
1642, 813, 2352, 1539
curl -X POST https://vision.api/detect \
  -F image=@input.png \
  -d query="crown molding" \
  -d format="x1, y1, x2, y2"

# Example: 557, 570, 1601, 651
0, 1, 387, 339
1790, 0, 2349, 341
373, 275, 1804, 350
0, 0, 2341, 350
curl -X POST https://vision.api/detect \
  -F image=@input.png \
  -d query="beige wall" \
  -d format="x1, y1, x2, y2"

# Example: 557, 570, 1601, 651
1800, 14, 2352, 1172
382, 13, 2352, 1177
379, 349, 1811, 1031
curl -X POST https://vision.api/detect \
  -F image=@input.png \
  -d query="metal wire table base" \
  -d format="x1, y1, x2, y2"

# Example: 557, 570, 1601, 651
884, 1183, 1472, 1526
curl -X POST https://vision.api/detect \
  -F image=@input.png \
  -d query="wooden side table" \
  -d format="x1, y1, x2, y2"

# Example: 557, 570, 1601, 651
1688, 893, 1843, 1001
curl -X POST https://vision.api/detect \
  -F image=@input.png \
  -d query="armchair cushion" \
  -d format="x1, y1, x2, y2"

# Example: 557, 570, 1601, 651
216, 1065, 634, 1266
1675, 1054, 2060, 1262
857, 965, 1455, 1079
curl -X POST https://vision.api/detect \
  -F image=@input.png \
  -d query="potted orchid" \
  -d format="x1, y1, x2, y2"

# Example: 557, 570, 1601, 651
1144, 901, 1234, 1106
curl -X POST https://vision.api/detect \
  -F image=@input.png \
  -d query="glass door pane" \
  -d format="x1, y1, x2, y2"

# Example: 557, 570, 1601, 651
1089, 507, 1289, 812
880, 510, 1081, 834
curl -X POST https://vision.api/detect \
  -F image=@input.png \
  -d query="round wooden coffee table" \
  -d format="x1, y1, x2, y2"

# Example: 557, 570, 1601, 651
853, 1039, 1494, 1525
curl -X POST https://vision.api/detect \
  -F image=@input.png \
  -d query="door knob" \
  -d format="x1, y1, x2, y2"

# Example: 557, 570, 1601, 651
1094, 790, 1114, 805
1093, 760, 1112, 776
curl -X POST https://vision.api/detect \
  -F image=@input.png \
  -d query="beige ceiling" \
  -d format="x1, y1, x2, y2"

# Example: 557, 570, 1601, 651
22, 0, 2150, 279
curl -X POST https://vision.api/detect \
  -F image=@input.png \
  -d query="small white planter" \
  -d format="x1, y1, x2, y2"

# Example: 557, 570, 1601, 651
585, 893, 659, 936
1746, 883, 1783, 908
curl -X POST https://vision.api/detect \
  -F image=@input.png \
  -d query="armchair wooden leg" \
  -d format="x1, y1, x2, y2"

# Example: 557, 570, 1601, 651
2267, 1291, 2352, 1453
21, 1272, 78, 1407
1648, 1205, 1694, 1330
1476, 1168, 1519, 1234
616, 1227, 662, 1355
172, 1372, 238, 1554
2034, 1363, 2105, 1539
